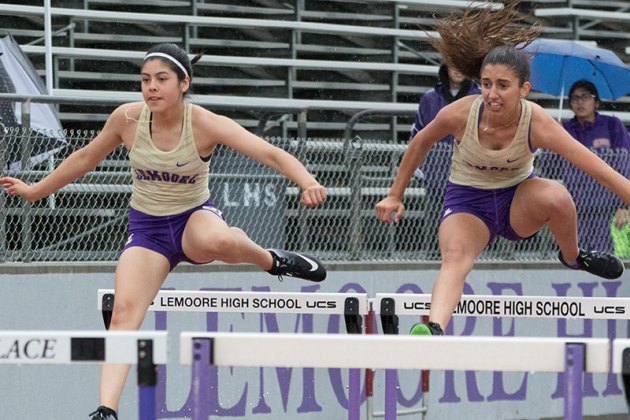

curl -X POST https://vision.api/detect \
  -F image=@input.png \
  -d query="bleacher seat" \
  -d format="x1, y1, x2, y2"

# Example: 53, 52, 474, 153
0, 0, 628, 141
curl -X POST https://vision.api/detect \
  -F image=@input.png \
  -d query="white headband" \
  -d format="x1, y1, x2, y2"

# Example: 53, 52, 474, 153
144, 52, 189, 77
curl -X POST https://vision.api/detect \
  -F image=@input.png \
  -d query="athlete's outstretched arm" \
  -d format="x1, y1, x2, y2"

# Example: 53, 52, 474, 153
1, 106, 126, 202
193, 106, 326, 208
375, 98, 469, 223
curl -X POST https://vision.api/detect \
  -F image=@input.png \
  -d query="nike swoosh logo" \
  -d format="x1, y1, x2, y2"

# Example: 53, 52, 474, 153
176, 161, 190, 167
444, 208, 452, 217
297, 254, 320, 272
507, 158, 518, 163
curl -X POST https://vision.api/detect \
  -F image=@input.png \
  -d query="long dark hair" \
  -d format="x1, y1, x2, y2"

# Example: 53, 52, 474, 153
430, 0, 543, 85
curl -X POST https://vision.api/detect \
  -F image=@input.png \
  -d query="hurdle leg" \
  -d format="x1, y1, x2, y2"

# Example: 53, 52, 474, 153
348, 368, 361, 420
344, 296, 363, 420
137, 339, 157, 420
139, 384, 157, 420
191, 338, 212, 420
621, 348, 630, 413
384, 369, 397, 420
380, 298, 399, 420
366, 368, 374, 420
365, 303, 375, 420
101, 293, 114, 330
564, 343, 585, 420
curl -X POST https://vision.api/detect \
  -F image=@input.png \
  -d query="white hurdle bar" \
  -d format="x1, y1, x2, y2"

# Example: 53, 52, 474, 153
97, 288, 368, 315
180, 332, 608, 420
98, 289, 367, 333
0, 331, 167, 420
373, 293, 630, 418
375, 293, 630, 321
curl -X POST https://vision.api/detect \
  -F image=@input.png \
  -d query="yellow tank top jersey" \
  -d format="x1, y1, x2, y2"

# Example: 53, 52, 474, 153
129, 102, 210, 216
449, 96, 534, 189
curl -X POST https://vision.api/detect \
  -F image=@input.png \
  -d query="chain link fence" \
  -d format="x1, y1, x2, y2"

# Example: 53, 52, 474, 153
2, 128, 629, 263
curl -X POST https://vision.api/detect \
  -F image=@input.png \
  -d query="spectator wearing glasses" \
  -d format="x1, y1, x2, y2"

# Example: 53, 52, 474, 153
563, 79, 630, 256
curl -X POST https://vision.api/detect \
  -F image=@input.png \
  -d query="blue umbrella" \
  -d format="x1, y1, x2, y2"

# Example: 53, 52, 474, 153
521, 38, 630, 101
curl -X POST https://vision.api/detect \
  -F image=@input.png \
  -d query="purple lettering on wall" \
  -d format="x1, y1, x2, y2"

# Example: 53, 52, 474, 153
252, 285, 302, 413
486, 282, 527, 402
159, 287, 247, 417
601, 281, 623, 397
551, 282, 598, 400
393, 283, 424, 408
144, 278, 624, 418
328, 283, 368, 410
441, 282, 484, 404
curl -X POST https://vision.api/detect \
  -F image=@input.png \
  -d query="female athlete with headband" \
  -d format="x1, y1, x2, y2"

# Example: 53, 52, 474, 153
1, 43, 327, 419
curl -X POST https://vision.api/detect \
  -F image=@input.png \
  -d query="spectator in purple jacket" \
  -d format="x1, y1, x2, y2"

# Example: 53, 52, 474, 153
410, 64, 480, 258
563, 80, 630, 254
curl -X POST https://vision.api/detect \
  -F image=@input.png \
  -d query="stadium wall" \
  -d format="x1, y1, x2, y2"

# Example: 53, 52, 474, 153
0, 262, 628, 419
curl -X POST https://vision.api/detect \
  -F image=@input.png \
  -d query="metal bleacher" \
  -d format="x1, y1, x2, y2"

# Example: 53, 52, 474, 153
0, 0, 629, 141
0, 0, 491, 141
1, 1, 629, 263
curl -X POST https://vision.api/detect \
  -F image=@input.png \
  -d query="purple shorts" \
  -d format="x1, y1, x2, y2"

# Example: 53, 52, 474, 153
441, 176, 536, 244
122, 199, 224, 271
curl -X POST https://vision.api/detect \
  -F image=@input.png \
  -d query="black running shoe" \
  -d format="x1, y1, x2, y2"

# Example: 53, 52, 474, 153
89, 406, 117, 420
559, 249, 624, 280
410, 321, 444, 336
266, 249, 327, 282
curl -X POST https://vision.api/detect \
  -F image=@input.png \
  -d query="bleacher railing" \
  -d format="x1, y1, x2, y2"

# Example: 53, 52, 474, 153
3, 124, 629, 263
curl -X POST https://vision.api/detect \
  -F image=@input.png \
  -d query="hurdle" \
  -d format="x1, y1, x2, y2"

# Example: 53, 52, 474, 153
0, 330, 167, 420
97, 289, 366, 333
373, 293, 630, 419
180, 332, 609, 420
610, 338, 630, 412
97, 289, 368, 419
375, 293, 630, 326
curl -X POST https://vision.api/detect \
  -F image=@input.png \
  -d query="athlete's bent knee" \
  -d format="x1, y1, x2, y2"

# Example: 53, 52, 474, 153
546, 188, 575, 217
441, 246, 475, 272
196, 230, 241, 261
109, 300, 145, 330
